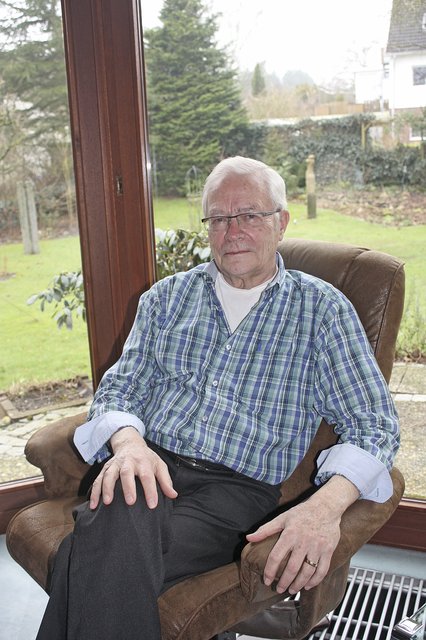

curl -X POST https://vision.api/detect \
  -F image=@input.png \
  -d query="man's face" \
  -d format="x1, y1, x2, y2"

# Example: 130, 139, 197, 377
206, 174, 289, 289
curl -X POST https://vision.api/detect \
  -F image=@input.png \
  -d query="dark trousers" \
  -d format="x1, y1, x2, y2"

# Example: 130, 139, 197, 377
36, 445, 280, 640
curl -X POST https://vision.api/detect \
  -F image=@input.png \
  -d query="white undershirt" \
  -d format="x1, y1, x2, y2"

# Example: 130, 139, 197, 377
215, 271, 276, 332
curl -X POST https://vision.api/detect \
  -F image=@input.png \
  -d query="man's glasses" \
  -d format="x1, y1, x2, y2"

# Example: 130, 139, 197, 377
201, 210, 280, 232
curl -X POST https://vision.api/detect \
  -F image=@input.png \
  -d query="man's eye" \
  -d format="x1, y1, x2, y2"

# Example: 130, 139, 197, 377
212, 217, 226, 225
242, 213, 259, 221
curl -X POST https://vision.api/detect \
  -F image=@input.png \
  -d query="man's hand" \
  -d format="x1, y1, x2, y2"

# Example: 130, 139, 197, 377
246, 475, 360, 595
89, 427, 178, 510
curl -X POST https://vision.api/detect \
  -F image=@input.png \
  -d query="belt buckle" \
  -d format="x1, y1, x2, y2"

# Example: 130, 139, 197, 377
187, 457, 203, 469
175, 454, 206, 471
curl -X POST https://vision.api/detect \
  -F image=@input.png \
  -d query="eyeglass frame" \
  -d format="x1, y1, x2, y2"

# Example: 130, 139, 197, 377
201, 209, 281, 231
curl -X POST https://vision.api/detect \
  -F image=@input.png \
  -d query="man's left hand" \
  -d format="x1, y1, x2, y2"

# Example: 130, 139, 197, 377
246, 474, 360, 595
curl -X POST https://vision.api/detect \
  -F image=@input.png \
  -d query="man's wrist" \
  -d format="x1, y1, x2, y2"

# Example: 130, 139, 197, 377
108, 425, 141, 454
310, 474, 360, 517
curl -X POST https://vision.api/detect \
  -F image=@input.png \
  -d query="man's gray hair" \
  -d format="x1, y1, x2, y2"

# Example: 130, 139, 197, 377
202, 156, 288, 215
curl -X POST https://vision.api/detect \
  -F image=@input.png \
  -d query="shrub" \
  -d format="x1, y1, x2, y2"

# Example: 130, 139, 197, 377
396, 287, 426, 361
259, 116, 426, 189
361, 145, 425, 188
155, 228, 210, 279
27, 271, 85, 329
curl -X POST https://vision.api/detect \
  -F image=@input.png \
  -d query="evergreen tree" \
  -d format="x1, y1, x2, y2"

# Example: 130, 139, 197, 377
0, 0, 69, 141
0, 0, 75, 223
251, 63, 266, 96
145, 0, 249, 195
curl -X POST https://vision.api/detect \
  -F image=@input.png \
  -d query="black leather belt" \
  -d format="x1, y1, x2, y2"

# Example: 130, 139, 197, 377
148, 441, 235, 476
172, 453, 235, 475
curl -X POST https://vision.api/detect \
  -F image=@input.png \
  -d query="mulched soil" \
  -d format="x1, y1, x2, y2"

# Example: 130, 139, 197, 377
5, 378, 92, 412
317, 186, 426, 226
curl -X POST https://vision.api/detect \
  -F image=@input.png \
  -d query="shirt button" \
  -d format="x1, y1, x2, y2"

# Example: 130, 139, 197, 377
202, 416, 208, 422
226, 344, 231, 350
212, 380, 218, 387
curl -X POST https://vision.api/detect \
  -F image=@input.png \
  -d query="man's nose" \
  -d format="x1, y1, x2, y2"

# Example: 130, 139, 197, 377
225, 217, 242, 235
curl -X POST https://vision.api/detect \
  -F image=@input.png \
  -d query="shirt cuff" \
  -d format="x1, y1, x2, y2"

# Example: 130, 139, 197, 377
315, 442, 394, 503
73, 411, 146, 464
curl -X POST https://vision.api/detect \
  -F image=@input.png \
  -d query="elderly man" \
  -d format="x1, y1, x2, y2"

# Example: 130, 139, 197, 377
37, 157, 399, 640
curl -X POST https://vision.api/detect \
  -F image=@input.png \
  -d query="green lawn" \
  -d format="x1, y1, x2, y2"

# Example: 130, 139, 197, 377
0, 237, 91, 391
0, 198, 425, 392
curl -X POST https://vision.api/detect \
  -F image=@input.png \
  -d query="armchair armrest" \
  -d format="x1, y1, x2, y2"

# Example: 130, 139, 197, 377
25, 412, 90, 498
240, 467, 404, 602
236, 467, 405, 638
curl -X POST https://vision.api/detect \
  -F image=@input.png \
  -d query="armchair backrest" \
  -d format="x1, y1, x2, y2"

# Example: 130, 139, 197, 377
276, 238, 405, 506
279, 238, 405, 383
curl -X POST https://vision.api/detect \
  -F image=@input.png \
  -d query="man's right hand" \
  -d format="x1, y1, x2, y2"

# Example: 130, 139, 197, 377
89, 427, 178, 510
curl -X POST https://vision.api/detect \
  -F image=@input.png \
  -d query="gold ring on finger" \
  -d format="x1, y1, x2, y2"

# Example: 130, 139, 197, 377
304, 556, 319, 569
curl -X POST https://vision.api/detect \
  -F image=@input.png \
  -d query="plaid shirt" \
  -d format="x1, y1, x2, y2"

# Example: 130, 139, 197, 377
79, 254, 399, 489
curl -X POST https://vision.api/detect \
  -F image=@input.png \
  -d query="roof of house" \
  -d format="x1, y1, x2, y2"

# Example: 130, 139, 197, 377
386, 0, 426, 53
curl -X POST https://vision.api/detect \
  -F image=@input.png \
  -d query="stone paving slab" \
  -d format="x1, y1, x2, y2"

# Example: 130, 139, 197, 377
390, 362, 426, 395
393, 399, 426, 499
393, 393, 426, 402
0, 402, 91, 483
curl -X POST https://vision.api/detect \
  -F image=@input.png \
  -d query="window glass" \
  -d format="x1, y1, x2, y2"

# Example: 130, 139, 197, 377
142, 0, 426, 501
0, 0, 91, 484
413, 66, 426, 85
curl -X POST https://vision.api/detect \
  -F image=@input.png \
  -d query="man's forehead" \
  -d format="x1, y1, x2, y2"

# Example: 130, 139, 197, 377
207, 175, 270, 211
208, 204, 260, 215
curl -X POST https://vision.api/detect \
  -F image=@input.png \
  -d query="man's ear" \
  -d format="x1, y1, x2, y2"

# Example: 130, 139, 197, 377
279, 209, 290, 238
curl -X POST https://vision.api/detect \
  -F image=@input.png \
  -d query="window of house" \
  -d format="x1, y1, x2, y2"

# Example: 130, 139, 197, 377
383, 61, 390, 78
410, 125, 425, 141
413, 66, 426, 85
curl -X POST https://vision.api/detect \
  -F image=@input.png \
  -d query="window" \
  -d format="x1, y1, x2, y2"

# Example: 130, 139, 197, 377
410, 124, 425, 141
1, 0, 424, 551
413, 66, 426, 85
0, 0, 91, 486
383, 61, 390, 79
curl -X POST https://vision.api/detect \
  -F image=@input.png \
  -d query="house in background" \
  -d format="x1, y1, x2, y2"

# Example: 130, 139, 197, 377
355, 0, 426, 143
387, 0, 426, 113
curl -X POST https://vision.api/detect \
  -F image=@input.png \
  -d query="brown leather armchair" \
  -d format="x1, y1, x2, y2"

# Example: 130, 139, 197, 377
6, 238, 405, 640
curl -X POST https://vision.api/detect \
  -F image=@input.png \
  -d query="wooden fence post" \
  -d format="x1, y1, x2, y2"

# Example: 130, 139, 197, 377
306, 154, 317, 219
16, 180, 39, 254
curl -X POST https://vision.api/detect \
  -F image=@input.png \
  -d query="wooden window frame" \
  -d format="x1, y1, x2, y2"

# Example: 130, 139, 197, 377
1, 0, 425, 552
61, 0, 156, 387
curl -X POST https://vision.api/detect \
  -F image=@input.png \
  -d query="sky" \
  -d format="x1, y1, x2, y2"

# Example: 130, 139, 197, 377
140, 0, 394, 85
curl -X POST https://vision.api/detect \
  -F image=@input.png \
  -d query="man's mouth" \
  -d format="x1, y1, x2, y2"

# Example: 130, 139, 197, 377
223, 248, 250, 256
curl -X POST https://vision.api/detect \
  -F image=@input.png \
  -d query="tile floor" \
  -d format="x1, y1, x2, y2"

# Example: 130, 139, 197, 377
0, 535, 48, 640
